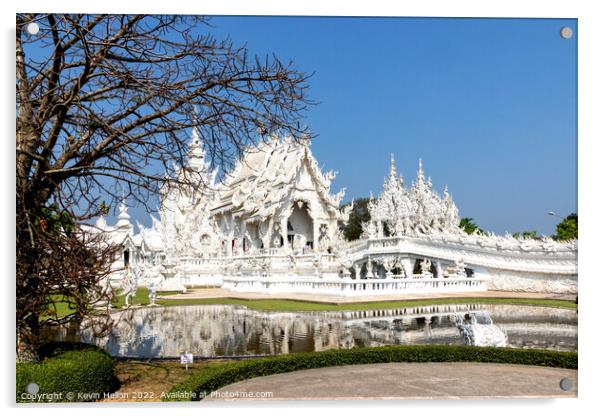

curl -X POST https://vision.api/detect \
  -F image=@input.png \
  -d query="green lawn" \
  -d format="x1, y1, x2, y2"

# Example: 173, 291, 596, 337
155, 296, 577, 311
41, 289, 156, 320
42, 290, 576, 320
41, 295, 77, 321
42, 288, 180, 320
111, 288, 180, 308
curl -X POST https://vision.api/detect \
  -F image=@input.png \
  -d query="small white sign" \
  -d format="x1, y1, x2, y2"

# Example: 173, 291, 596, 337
180, 353, 194, 365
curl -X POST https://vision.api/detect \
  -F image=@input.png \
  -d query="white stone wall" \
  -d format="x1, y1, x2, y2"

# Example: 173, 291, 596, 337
487, 269, 577, 294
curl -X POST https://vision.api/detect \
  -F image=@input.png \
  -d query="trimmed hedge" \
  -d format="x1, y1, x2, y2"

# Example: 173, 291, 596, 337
37, 341, 106, 359
164, 345, 578, 401
16, 342, 116, 403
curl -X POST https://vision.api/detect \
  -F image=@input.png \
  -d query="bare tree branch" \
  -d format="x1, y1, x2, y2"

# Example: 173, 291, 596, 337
16, 13, 315, 361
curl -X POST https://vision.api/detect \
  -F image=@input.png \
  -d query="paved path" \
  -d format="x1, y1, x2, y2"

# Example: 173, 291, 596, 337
208, 362, 577, 400
163, 288, 575, 304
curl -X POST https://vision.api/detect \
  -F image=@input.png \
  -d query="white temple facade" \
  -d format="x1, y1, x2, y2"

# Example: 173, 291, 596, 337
97, 130, 578, 295
210, 135, 349, 257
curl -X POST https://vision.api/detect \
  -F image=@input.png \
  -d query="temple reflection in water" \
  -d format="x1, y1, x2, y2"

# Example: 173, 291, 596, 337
39, 304, 572, 358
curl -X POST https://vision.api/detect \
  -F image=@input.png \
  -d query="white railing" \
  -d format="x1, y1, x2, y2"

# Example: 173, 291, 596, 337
344, 236, 578, 275
166, 234, 577, 277
154, 233, 575, 295
221, 275, 489, 296
180, 252, 338, 268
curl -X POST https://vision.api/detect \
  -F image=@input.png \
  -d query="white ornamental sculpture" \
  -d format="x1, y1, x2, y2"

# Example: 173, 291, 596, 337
381, 256, 398, 277
121, 266, 138, 307
367, 156, 462, 237
157, 127, 219, 259
421, 258, 433, 277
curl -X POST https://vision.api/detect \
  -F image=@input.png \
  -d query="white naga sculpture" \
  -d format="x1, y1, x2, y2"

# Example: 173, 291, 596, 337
96, 130, 577, 296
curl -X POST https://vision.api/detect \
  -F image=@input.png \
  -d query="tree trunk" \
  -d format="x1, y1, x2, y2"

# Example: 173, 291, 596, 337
15, 202, 42, 363
16, 316, 40, 363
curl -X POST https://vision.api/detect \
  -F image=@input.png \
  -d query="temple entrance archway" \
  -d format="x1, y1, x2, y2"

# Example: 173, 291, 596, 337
287, 201, 314, 250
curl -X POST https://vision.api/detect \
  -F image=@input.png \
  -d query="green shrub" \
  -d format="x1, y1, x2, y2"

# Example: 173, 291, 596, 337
164, 345, 577, 401
16, 342, 115, 403
36, 341, 105, 359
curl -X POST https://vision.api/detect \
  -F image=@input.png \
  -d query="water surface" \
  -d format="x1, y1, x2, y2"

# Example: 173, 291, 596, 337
46, 303, 577, 358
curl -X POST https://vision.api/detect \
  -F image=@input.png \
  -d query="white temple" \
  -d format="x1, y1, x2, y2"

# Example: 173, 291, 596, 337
97, 129, 578, 296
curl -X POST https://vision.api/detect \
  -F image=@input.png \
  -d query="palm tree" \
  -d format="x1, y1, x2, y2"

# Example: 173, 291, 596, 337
459, 217, 484, 235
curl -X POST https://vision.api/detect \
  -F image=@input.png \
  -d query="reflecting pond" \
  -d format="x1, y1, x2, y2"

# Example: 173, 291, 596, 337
45, 303, 577, 358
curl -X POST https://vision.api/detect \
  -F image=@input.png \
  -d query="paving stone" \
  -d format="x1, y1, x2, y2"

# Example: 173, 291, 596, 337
208, 362, 577, 400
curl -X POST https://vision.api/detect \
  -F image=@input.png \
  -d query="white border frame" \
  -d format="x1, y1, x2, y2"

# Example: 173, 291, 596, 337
3, 1, 600, 415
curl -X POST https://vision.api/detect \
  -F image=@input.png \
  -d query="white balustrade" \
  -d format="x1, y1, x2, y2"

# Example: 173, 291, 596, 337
160, 232, 575, 295
221, 275, 489, 296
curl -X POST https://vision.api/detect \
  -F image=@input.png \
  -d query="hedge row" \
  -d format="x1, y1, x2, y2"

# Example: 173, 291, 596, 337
164, 345, 578, 401
36, 341, 107, 359
16, 342, 116, 403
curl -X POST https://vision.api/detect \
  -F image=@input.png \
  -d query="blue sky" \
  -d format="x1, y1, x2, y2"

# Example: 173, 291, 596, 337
134, 16, 578, 235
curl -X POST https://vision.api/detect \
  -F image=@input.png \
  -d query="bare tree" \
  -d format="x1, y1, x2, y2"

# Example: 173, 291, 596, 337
16, 204, 119, 362
16, 14, 314, 361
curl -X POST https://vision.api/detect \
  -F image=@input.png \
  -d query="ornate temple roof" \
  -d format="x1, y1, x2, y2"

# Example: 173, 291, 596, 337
211, 135, 347, 221
368, 156, 461, 236
136, 214, 164, 252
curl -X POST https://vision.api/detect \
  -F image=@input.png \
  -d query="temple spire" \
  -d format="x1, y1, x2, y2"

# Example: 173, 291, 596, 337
416, 158, 425, 185
389, 153, 397, 177
188, 127, 207, 170
118, 194, 128, 218
189, 127, 204, 154
116, 196, 133, 232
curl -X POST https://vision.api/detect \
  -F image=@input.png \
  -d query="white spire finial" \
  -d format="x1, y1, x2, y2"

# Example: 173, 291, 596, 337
417, 158, 425, 183
119, 195, 128, 217
389, 153, 397, 180
191, 126, 200, 143
189, 127, 203, 153
188, 127, 207, 169
116, 196, 132, 230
